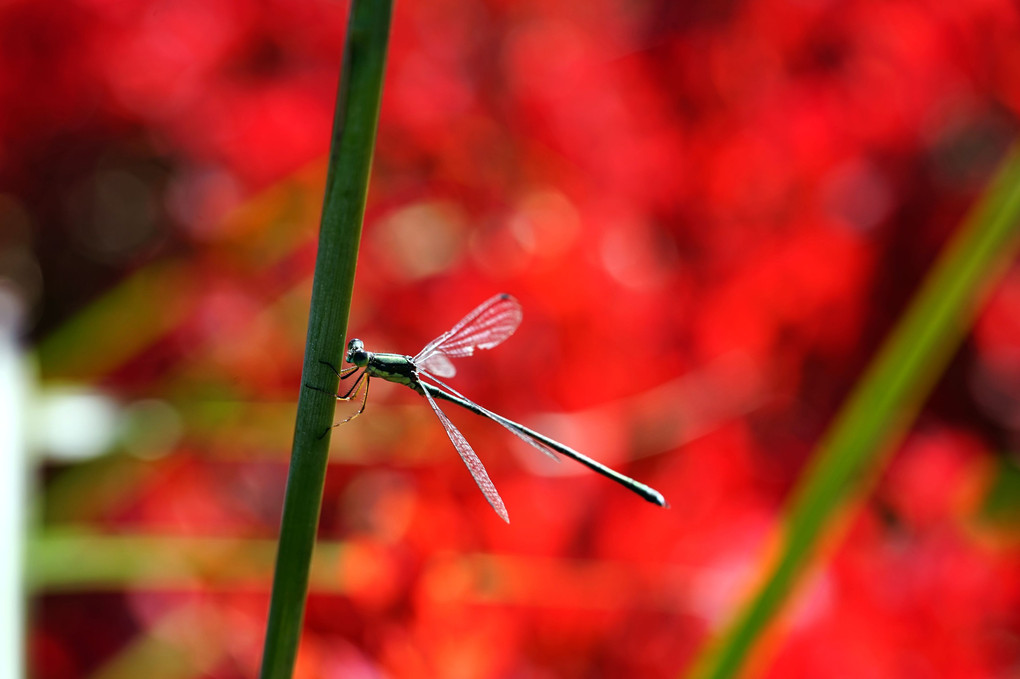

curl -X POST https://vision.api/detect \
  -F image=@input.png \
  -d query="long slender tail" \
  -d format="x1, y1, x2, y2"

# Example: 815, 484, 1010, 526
418, 381, 669, 508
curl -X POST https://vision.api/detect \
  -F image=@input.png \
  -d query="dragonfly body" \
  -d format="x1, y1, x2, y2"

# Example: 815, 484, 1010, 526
325, 294, 668, 522
347, 342, 420, 390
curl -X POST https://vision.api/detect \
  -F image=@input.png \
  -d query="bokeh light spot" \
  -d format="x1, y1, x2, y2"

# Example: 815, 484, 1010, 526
373, 201, 468, 280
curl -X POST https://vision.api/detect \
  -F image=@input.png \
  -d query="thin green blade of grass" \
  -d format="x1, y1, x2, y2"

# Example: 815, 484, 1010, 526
687, 146, 1020, 679
27, 531, 349, 591
258, 3, 393, 679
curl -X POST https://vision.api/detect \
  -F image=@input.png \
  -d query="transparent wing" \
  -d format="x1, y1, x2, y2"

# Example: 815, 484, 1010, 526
421, 371, 561, 463
418, 352, 457, 378
414, 293, 522, 367
419, 378, 509, 523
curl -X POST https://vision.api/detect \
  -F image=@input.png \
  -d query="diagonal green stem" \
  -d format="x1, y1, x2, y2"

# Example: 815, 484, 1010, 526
258, 3, 392, 678
687, 146, 1020, 679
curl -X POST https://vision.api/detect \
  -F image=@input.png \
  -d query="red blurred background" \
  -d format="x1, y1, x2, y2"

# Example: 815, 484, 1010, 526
5, 0, 1020, 677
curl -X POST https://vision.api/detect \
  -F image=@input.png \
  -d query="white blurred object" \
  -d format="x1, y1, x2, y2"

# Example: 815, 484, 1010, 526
0, 283, 27, 679
30, 387, 121, 461
1, 279, 186, 679
29, 388, 181, 463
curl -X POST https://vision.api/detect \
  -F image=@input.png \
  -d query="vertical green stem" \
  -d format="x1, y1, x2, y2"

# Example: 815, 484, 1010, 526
687, 146, 1020, 679
258, 3, 392, 678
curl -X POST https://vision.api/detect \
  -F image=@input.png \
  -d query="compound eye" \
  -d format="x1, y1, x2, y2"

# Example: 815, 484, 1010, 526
345, 339, 368, 366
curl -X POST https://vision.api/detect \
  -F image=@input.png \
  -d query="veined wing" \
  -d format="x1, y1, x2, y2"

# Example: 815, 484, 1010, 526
418, 375, 669, 508
418, 377, 510, 523
420, 370, 561, 463
418, 352, 456, 378
413, 294, 522, 373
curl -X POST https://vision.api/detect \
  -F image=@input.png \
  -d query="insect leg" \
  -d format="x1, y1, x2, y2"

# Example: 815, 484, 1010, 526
316, 373, 370, 438
340, 375, 370, 424
319, 359, 358, 380
307, 360, 358, 397
338, 370, 365, 400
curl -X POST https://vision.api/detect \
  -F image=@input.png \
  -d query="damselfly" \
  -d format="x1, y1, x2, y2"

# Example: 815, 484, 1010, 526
318, 293, 668, 522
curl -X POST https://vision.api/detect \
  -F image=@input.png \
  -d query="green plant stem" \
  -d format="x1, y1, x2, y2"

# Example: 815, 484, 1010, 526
258, 3, 392, 679
687, 146, 1020, 679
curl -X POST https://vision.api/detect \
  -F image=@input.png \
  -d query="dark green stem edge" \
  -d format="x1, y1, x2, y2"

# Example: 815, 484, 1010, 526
258, 3, 393, 678
687, 146, 1020, 679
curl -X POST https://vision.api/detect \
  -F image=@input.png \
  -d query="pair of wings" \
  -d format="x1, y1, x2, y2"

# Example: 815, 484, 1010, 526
413, 292, 522, 378
409, 293, 530, 523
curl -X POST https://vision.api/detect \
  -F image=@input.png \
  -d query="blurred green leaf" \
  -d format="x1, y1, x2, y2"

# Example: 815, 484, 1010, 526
980, 456, 1020, 527
688, 145, 1020, 679
27, 531, 348, 591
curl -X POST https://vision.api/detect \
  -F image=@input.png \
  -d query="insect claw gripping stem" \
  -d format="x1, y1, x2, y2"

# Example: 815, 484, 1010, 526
305, 360, 360, 395
307, 359, 365, 438
319, 359, 342, 379
304, 361, 340, 396
305, 383, 335, 396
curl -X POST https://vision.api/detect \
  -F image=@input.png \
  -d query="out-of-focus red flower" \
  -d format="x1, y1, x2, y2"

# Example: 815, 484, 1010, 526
16, 0, 1020, 676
